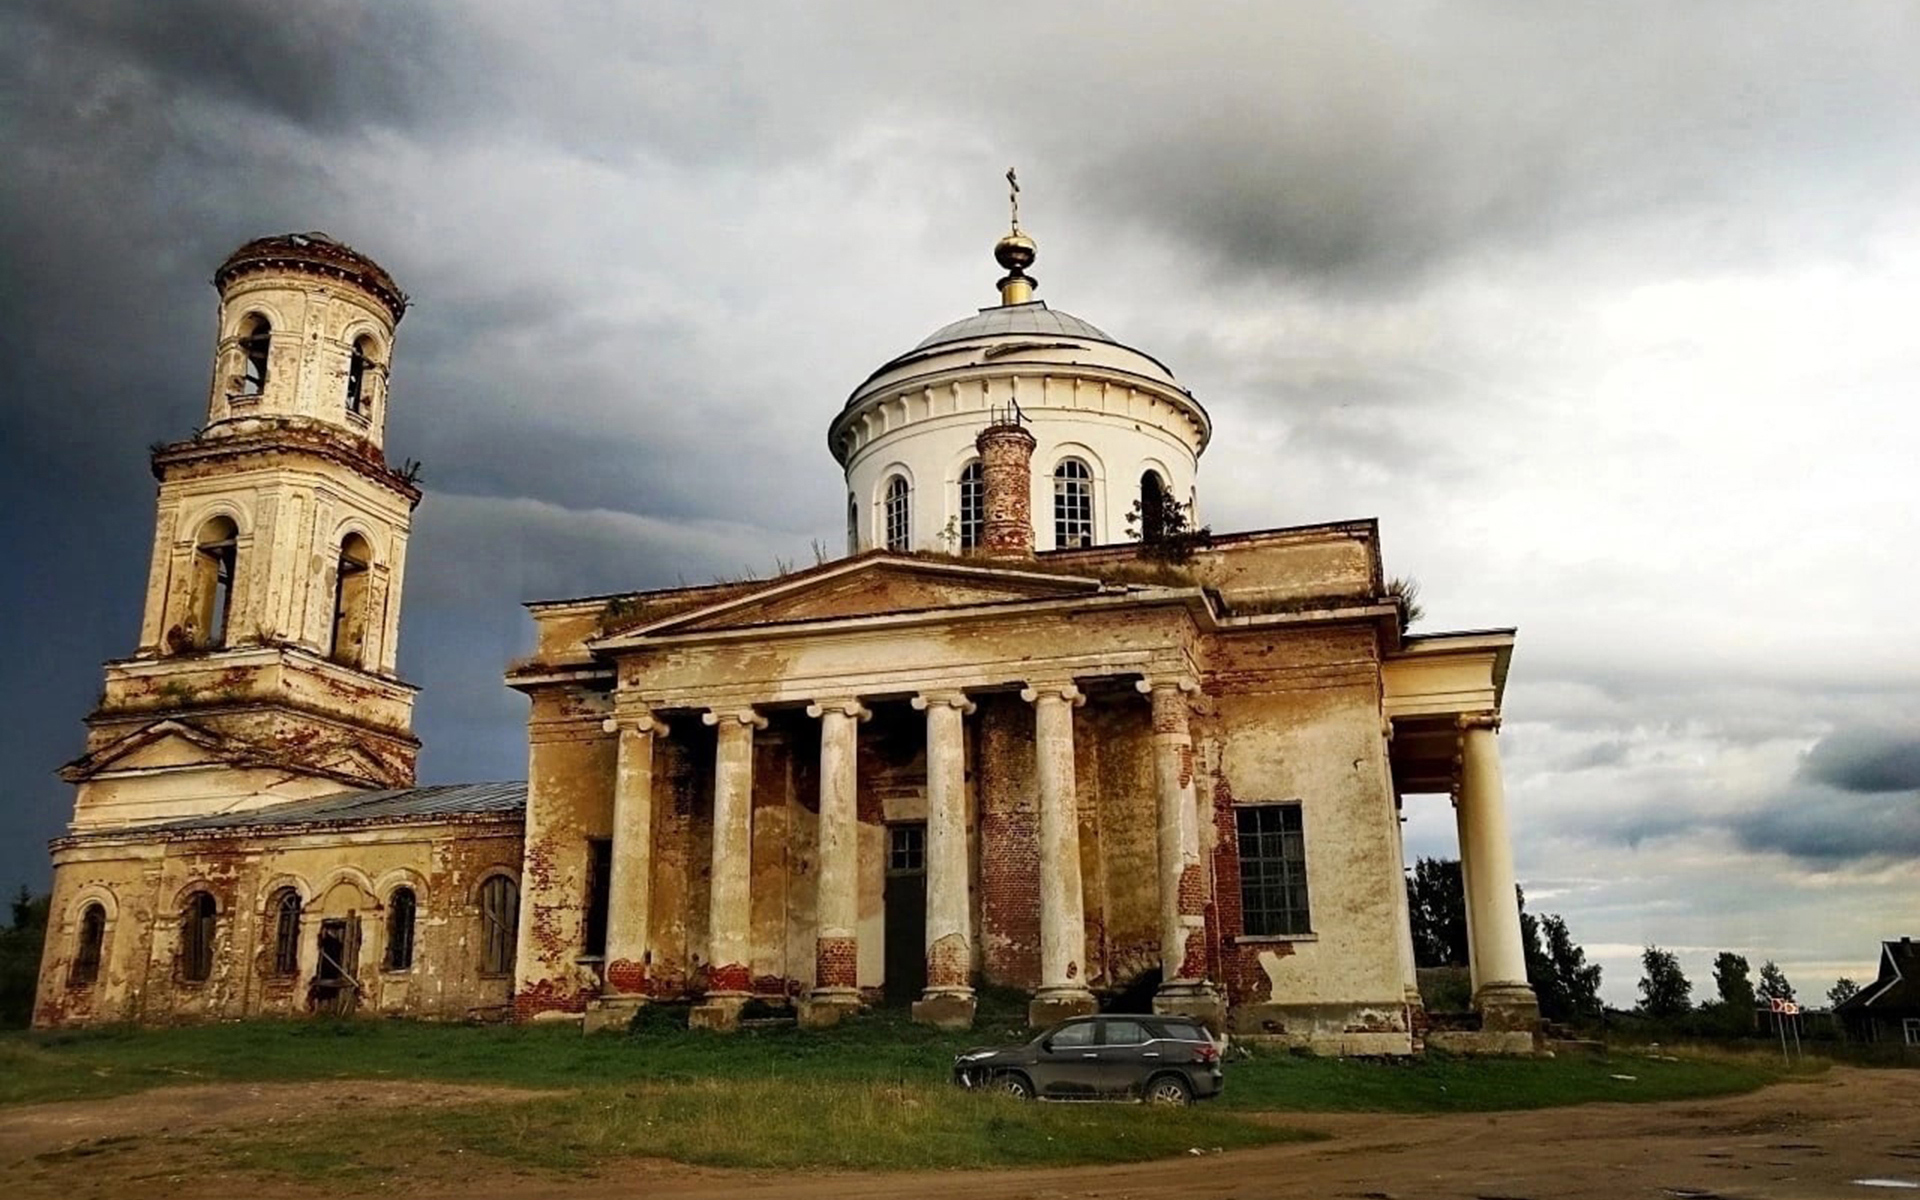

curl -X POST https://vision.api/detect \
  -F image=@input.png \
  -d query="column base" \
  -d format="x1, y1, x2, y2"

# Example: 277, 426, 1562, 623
689, 994, 748, 1033
1152, 982, 1226, 1032
1472, 981, 1541, 1033
582, 995, 646, 1035
1028, 988, 1097, 1029
797, 992, 862, 1030
912, 990, 976, 1030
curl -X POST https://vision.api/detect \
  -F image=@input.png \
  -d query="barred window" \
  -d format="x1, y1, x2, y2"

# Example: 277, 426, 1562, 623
385, 886, 416, 971
888, 823, 925, 874
884, 474, 911, 552
479, 875, 519, 976
958, 460, 984, 551
268, 887, 302, 976
70, 903, 106, 987
182, 891, 217, 982
1235, 803, 1311, 937
1053, 458, 1094, 548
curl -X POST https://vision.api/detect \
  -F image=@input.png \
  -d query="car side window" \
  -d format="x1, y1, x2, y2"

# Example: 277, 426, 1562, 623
1154, 1019, 1206, 1042
1051, 1021, 1098, 1048
1103, 1019, 1150, 1046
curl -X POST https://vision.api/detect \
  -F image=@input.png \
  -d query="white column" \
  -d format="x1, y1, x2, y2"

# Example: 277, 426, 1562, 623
600, 709, 658, 998
1022, 681, 1096, 1019
805, 697, 869, 1007
913, 691, 976, 1011
1456, 712, 1538, 1027
1137, 678, 1211, 997
700, 706, 765, 1001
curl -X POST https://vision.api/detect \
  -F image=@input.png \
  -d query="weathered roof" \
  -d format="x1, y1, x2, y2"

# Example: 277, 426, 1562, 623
1840, 938, 1920, 1012
913, 301, 1112, 350
141, 781, 526, 834
215, 231, 408, 319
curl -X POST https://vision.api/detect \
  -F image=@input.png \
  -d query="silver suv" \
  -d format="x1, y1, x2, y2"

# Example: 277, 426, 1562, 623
952, 1014, 1225, 1105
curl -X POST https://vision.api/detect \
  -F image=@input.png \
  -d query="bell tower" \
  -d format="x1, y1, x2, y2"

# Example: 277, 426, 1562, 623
60, 233, 424, 831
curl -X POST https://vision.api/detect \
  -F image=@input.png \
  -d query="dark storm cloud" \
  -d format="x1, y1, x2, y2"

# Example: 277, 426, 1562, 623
1799, 730, 1920, 794
1731, 786, 1920, 864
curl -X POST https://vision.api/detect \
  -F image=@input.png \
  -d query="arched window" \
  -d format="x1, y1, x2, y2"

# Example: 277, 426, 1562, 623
883, 474, 911, 552
344, 336, 376, 417
70, 903, 106, 987
846, 493, 859, 555
329, 532, 373, 666
1053, 458, 1094, 549
237, 315, 271, 396
268, 887, 301, 977
190, 516, 239, 649
1139, 470, 1168, 543
181, 891, 217, 982
958, 460, 984, 552
385, 887, 416, 971
478, 875, 518, 976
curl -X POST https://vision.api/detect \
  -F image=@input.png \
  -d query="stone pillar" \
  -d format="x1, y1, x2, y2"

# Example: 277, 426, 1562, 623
801, 697, 869, 1028
1021, 681, 1097, 1026
584, 708, 658, 1032
691, 705, 764, 1032
1138, 678, 1222, 1026
1456, 712, 1539, 1032
975, 422, 1037, 560
912, 690, 977, 1028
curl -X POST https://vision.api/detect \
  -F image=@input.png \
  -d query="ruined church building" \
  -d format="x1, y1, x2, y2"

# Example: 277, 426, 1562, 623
35, 216, 1537, 1053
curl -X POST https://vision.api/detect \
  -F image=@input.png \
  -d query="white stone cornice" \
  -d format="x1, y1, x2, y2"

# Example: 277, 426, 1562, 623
911, 690, 977, 715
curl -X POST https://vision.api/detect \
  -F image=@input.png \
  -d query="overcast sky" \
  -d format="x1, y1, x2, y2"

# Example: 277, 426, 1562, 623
3, 2, 1915, 1005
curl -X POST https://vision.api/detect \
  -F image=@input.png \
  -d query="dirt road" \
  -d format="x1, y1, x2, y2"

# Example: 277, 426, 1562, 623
3, 1068, 1915, 1199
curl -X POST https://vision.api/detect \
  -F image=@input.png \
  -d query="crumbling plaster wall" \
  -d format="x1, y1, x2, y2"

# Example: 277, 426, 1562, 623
514, 683, 615, 1018
36, 820, 522, 1028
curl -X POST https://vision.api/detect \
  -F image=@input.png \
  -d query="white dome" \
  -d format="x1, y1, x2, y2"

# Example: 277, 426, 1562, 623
913, 302, 1113, 350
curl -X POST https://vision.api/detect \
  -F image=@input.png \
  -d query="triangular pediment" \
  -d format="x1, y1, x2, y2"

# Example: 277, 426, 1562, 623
601, 554, 1105, 641
61, 720, 248, 782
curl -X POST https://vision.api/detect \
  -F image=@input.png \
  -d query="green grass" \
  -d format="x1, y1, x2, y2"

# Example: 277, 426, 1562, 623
214, 1079, 1305, 1176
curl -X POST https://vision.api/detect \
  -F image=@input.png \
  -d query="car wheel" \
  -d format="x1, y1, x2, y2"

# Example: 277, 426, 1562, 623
1144, 1074, 1192, 1106
995, 1072, 1035, 1100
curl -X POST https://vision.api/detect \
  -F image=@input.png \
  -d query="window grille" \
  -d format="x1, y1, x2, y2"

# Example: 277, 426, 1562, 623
1235, 803, 1312, 937
958, 461, 984, 551
888, 824, 925, 874
479, 876, 519, 976
1053, 459, 1094, 548
884, 474, 911, 551
385, 887, 416, 971
269, 887, 301, 976
70, 903, 106, 987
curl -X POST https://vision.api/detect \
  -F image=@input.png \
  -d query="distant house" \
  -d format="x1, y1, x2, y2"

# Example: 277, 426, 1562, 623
1835, 938, 1920, 1045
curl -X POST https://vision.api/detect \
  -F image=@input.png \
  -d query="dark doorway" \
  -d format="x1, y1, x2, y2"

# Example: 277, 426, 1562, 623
313, 916, 361, 1017
884, 822, 927, 1005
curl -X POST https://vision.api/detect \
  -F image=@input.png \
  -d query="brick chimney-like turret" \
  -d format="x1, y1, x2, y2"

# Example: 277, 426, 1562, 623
975, 419, 1037, 559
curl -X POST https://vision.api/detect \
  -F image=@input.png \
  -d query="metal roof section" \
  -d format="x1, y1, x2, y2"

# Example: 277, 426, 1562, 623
138, 781, 526, 834
913, 301, 1113, 351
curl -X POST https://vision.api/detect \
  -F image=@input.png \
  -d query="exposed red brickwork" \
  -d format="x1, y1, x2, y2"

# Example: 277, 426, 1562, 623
979, 699, 1041, 988
1180, 927, 1211, 980
1207, 769, 1295, 1005
975, 423, 1036, 558
514, 977, 588, 1020
1178, 861, 1207, 917
815, 936, 857, 989
605, 957, 647, 994
751, 973, 799, 997
707, 962, 750, 993
927, 931, 969, 990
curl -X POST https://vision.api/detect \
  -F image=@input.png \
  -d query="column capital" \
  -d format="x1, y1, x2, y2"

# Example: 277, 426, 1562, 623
911, 690, 976, 715
1134, 676, 1201, 698
1455, 711, 1502, 734
601, 711, 661, 735
1020, 681, 1085, 707
806, 698, 871, 721
703, 706, 768, 730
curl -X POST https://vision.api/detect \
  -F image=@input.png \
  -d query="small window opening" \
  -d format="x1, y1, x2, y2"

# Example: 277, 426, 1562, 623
237, 315, 271, 396
190, 516, 239, 649
958, 460, 984, 552
329, 532, 373, 667
385, 887, 416, 971
884, 474, 911, 552
846, 493, 859, 555
70, 903, 106, 987
1140, 470, 1168, 543
479, 875, 519, 976
1053, 458, 1094, 548
345, 336, 376, 417
181, 891, 217, 982
583, 838, 612, 958
1235, 803, 1312, 937
269, 887, 302, 976
888, 823, 926, 875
